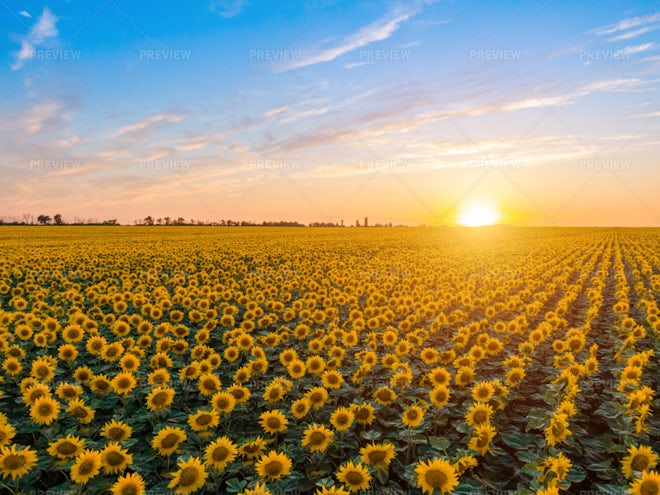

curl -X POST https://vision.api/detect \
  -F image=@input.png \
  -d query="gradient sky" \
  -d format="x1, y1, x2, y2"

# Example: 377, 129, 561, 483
1, 0, 659, 226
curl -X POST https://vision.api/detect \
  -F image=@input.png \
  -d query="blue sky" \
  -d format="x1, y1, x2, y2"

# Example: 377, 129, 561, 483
1, 0, 659, 225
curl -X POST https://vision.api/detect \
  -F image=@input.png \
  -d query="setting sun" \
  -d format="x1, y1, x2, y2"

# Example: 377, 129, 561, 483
457, 203, 501, 227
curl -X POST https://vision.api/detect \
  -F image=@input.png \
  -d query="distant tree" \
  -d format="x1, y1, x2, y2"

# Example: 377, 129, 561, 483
144, 216, 154, 226
102, 219, 118, 225
54, 213, 63, 225
22, 213, 34, 225
164, 216, 171, 226
156, 218, 162, 225
176, 217, 186, 225
37, 215, 51, 225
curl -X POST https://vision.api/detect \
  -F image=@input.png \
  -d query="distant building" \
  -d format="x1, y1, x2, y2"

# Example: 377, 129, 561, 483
364, 217, 368, 227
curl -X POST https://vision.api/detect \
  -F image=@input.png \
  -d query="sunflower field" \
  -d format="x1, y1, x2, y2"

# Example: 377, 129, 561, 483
0, 226, 658, 495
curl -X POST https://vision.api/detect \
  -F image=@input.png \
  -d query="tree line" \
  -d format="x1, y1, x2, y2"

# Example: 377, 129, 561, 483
0, 214, 395, 227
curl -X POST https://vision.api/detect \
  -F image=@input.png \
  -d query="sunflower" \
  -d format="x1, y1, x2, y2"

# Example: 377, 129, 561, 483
468, 423, 497, 456
55, 382, 83, 402
30, 396, 60, 425
336, 461, 371, 493
321, 370, 344, 389
622, 445, 658, 479
111, 472, 146, 495
168, 456, 208, 494
0, 444, 38, 480
239, 437, 267, 460
547, 451, 572, 484
352, 403, 376, 426
111, 372, 138, 396
86, 335, 107, 355
146, 386, 175, 411
63, 324, 85, 343
259, 410, 288, 435
465, 402, 494, 427
291, 397, 311, 419
415, 458, 459, 494
67, 399, 95, 424
70, 449, 102, 484
31, 357, 55, 381
306, 387, 329, 409
255, 450, 292, 481
428, 367, 451, 387
360, 442, 395, 469
204, 436, 238, 471
233, 366, 251, 384
302, 424, 334, 453
430, 385, 451, 408
188, 409, 220, 432
545, 414, 571, 447
263, 382, 286, 404
505, 367, 526, 387
101, 420, 133, 443
452, 454, 478, 476
402, 405, 425, 428
286, 359, 306, 379
58, 344, 78, 361
630, 470, 660, 495
0, 423, 16, 448
454, 366, 475, 387
47, 434, 86, 459
330, 407, 355, 432
471, 381, 495, 403
148, 369, 171, 387
22, 383, 51, 405
2, 357, 22, 376
152, 426, 187, 456
88, 374, 111, 395
306, 355, 326, 375
101, 342, 124, 362
119, 353, 140, 373
100, 443, 133, 474
198, 373, 221, 396
372, 386, 397, 406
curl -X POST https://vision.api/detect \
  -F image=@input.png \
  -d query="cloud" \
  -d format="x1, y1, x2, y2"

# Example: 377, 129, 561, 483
11, 7, 59, 70
280, 106, 331, 123
110, 113, 186, 139
609, 26, 658, 41
588, 12, 660, 36
22, 100, 66, 135
209, 0, 247, 18
279, 2, 434, 72
613, 43, 656, 58
19, 11, 31, 18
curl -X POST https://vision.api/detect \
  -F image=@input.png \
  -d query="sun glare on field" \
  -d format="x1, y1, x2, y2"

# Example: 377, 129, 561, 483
457, 203, 501, 226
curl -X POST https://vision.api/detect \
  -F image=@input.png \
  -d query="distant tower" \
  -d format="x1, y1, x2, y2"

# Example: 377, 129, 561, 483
364, 217, 368, 227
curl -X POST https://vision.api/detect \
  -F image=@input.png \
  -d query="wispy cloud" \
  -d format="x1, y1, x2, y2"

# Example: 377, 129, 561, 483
279, 2, 435, 72
613, 43, 656, 58
110, 113, 186, 139
588, 12, 660, 36
609, 26, 658, 41
209, 0, 247, 18
11, 7, 59, 70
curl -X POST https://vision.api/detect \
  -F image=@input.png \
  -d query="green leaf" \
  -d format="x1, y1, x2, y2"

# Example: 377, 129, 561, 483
429, 436, 451, 451
225, 478, 248, 493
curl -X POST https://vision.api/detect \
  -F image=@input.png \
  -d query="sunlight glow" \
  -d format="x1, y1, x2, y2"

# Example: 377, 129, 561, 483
457, 203, 501, 227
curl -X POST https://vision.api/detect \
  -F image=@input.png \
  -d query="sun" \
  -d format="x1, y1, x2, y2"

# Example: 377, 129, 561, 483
457, 203, 501, 226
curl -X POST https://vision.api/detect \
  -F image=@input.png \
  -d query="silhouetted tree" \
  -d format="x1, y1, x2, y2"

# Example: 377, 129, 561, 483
54, 213, 63, 225
37, 215, 51, 225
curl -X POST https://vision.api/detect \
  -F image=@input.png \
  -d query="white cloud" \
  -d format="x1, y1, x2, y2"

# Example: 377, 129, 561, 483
588, 12, 660, 36
278, 2, 435, 72
280, 106, 331, 123
22, 100, 64, 135
19, 11, 31, 18
11, 7, 59, 70
613, 43, 655, 58
110, 113, 185, 138
609, 26, 658, 41
209, 0, 247, 18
